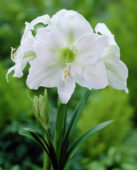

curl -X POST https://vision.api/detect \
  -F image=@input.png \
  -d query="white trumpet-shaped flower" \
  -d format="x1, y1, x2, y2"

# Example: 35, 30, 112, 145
95, 23, 128, 92
26, 10, 108, 103
6, 14, 50, 81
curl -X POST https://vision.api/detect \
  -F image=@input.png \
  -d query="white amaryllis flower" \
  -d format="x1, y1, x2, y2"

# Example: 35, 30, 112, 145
27, 10, 108, 104
6, 14, 50, 81
95, 23, 128, 92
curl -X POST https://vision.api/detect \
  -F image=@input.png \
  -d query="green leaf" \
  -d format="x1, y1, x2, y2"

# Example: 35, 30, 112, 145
64, 90, 90, 140
37, 133, 58, 169
60, 90, 90, 169
19, 128, 40, 142
20, 128, 49, 152
63, 120, 113, 167
54, 101, 67, 159
19, 128, 59, 169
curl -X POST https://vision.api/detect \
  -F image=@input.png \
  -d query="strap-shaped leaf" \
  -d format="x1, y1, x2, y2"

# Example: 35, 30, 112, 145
59, 90, 90, 168
20, 128, 50, 156
19, 128, 36, 141
37, 133, 59, 169
54, 102, 67, 159
64, 90, 90, 140
19, 128, 46, 148
20, 128, 59, 169
63, 120, 113, 167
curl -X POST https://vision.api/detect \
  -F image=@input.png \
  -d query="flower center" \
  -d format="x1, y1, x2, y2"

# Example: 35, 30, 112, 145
59, 45, 76, 64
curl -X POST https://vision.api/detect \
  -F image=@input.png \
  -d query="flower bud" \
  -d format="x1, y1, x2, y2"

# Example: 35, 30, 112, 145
32, 89, 49, 130
33, 95, 39, 117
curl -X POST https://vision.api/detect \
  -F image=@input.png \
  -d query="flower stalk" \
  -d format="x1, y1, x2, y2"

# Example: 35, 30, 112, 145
54, 101, 67, 161
43, 143, 50, 170
32, 90, 51, 170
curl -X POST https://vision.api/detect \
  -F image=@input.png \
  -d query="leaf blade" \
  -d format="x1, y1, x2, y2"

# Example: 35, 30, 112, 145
20, 128, 59, 169
64, 120, 113, 166
64, 90, 90, 140
60, 90, 90, 169
54, 102, 67, 159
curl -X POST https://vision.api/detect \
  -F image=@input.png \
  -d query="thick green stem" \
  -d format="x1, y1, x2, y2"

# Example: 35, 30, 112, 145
54, 103, 67, 160
43, 151, 50, 170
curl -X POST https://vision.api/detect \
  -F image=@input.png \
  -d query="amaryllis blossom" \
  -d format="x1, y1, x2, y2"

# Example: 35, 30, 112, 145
95, 23, 128, 92
7, 10, 128, 104
6, 14, 50, 81
26, 9, 108, 103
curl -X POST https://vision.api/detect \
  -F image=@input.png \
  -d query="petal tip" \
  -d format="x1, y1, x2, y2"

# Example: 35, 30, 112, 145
125, 87, 129, 94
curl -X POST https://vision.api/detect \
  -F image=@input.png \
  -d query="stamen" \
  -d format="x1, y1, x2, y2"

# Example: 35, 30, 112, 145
11, 47, 17, 60
12, 52, 17, 57
64, 69, 70, 78
64, 64, 71, 78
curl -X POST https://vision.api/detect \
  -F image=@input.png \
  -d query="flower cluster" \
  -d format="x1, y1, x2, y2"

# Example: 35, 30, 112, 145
7, 9, 128, 104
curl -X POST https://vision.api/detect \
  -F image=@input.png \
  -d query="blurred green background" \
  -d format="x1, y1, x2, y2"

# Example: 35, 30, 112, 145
0, 0, 137, 169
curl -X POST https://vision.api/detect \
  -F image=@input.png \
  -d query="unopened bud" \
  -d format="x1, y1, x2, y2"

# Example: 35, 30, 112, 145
32, 89, 49, 130
33, 96, 39, 117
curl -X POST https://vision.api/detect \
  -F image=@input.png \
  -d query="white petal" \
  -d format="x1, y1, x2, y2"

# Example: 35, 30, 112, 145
26, 58, 63, 89
6, 66, 15, 82
7, 48, 36, 81
95, 23, 116, 46
49, 9, 67, 23
57, 79, 75, 104
23, 14, 50, 38
103, 48, 128, 91
7, 14, 50, 80
76, 33, 107, 65
13, 60, 24, 77
82, 61, 108, 89
70, 63, 84, 86
33, 27, 65, 60
50, 9, 93, 42
7, 30, 34, 80
30, 14, 50, 30
95, 23, 112, 36
95, 23, 128, 92
70, 34, 108, 89
106, 61, 128, 91
102, 45, 120, 61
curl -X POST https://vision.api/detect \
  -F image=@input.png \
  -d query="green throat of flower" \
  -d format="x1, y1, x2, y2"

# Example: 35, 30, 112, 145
59, 46, 76, 64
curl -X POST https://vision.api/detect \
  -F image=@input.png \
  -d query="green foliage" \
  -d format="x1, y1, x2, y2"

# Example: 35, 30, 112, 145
0, 119, 85, 170
20, 90, 112, 170
85, 130, 137, 170
105, 0, 137, 119
78, 87, 133, 158
0, 0, 48, 60
92, 0, 137, 120
0, 62, 32, 128
0, 120, 43, 170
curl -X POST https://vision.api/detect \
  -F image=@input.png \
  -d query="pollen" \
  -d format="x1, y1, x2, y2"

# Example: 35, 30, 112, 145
64, 69, 70, 78
11, 52, 17, 57
11, 47, 17, 57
